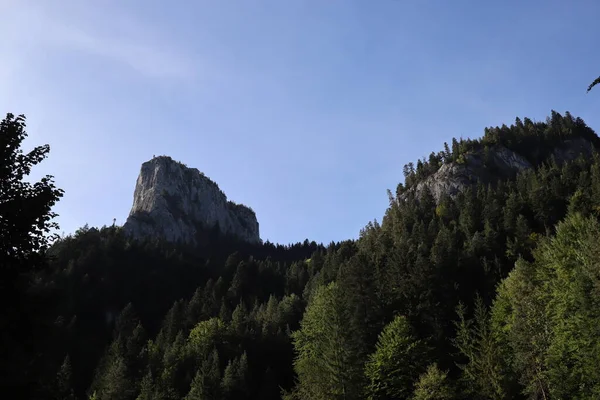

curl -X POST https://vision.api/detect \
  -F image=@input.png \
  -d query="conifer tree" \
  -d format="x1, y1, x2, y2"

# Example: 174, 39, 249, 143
186, 349, 221, 400
454, 297, 510, 400
412, 364, 454, 400
292, 282, 363, 400
492, 214, 600, 399
136, 372, 155, 400
221, 352, 248, 400
98, 356, 132, 400
186, 287, 204, 329
230, 301, 249, 337
55, 355, 76, 400
364, 315, 428, 400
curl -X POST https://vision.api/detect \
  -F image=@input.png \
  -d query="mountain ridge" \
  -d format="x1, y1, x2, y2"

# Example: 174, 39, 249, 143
400, 137, 595, 204
397, 111, 599, 204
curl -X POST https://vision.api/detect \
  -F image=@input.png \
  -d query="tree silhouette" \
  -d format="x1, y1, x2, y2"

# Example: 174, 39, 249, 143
0, 113, 64, 282
587, 76, 600, 92
0, 112, 63, 396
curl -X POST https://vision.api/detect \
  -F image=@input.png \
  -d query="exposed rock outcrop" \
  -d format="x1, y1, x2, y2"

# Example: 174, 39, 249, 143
123, 156, 260, 244
403, 137, 595, 204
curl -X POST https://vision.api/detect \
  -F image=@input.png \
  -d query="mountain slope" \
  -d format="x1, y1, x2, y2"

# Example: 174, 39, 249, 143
23, 111, 600, 400
399, 111, 599, 203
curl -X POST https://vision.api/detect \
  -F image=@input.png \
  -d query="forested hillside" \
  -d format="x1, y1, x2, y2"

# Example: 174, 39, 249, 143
4, 111, 600, 399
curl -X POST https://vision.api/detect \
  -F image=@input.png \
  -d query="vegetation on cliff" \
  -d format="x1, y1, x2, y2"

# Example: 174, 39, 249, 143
4, 111, 600, 399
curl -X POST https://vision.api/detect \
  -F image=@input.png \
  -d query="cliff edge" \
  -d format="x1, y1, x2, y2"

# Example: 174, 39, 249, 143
123, 156, 260, 244
401, 137, 595, 204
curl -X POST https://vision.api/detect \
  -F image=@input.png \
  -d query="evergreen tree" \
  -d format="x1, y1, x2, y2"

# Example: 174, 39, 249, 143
186, 349, 221, 400
291, 282, 363, 400
337, 253, 383, 366
492, 214, 600, 399
364, 315, 428, 400
261, 295, 280, 336
221, 352, 247, 400
13, 110, 600, 400
412, 364, 454, 400
230, 301, 249, 337
55, 355, 76, 400
185, 287, 204, 329
97, 356, 132, 400
491, 258, 549, 400
228, 262, 248, 301
454, 298, 509, 400
218, 299, 232, 323
136, 372, 155, 400
126, 323, 147, 376
114, 303, 139, 340
156, 300, 186, 351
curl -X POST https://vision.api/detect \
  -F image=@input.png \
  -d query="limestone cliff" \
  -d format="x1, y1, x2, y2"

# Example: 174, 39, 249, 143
123, 156, 260, 244
402, 137, 595, 204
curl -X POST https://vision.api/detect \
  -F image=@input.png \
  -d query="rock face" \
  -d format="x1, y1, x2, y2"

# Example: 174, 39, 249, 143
123, 156, 260, 244
404, 137, 595, 204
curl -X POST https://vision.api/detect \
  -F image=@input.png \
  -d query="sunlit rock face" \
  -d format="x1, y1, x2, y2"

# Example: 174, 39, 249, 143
123, 156, 260, 244
402, 137, 595, 203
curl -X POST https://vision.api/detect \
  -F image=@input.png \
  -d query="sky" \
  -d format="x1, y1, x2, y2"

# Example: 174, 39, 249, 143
2, 0, 600, 245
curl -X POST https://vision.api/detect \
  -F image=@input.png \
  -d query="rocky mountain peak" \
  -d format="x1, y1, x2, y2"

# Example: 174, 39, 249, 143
123, 156, 260, 244
402, 137, 595, 204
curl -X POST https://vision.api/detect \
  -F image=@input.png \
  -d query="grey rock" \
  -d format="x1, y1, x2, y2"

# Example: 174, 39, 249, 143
123, 156, 260, 244
403, 138, 594, 204
551, 137, 595, 163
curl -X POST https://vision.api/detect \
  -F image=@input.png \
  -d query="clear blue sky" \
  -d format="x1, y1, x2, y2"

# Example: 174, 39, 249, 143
2, 0, 600, 245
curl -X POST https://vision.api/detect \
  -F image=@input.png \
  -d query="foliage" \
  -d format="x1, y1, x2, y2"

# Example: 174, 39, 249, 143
453, 297, 510, 399
412, 364, 454, 400
291, 282, 363, 400
0, 112, 63, 397
491, 213, 600, 399
9, 111, 600, 400
0, 113, 64, 278
588, 76, 600, 92
188, 318, 226, 358
364, 315, 428, 400
55, 355, 77, 400
185, 349, 221, 399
